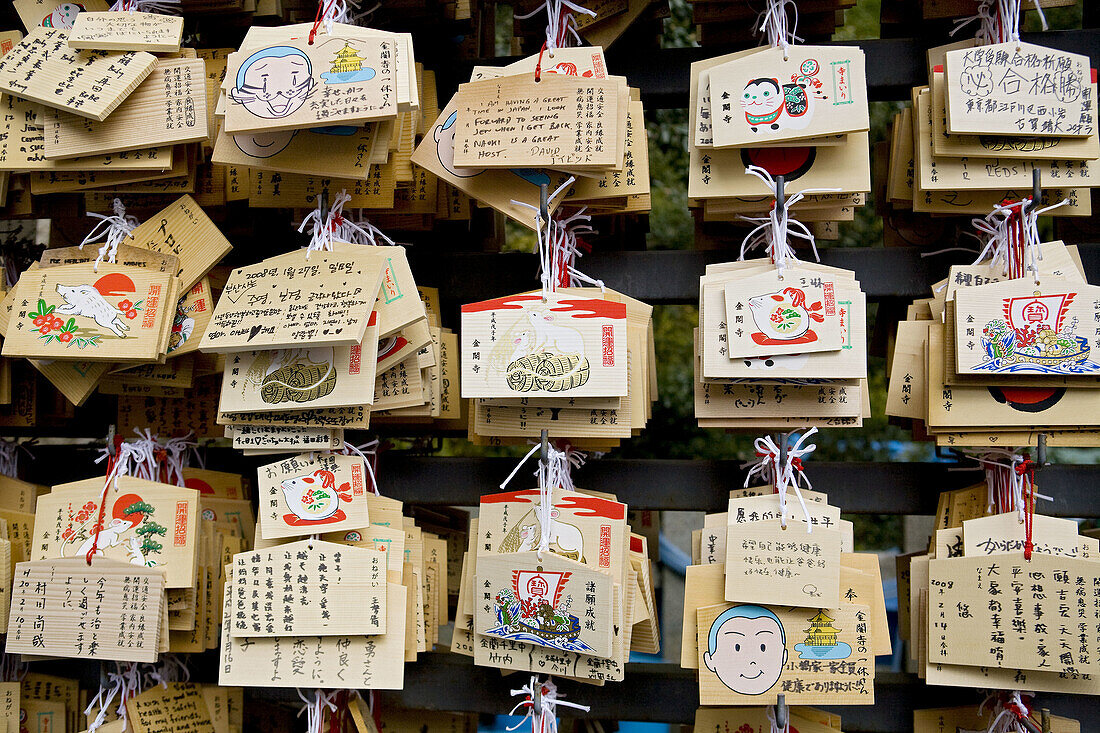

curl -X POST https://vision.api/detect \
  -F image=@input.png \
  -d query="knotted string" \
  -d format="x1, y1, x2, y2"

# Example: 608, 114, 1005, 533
555, 209, 604, 292
514, 0, 596, 56
128, 429, 162, 483
739, 167, 836, 278
163, 433, 198, 487
109, 0, 182, 12
80, 199, 138, 273
297, 689, 339, 733
980, 690, 1037, 733
144, 655, 189, 689
300, 190, 396, 257
498, 442, 582, 560
744, 430, 817, 532
340, 440, 381, 496
754, 0, 800, 59
84, 665, 127, 733
86, 437, 155, 564
511, 178, 576, 301
970, 196, 1067, 283
507, 677, 589, 733
952, 1, 1047, 45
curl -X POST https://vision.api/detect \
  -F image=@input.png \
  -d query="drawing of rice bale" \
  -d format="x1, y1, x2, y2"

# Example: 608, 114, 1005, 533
506, 353, 589, 392
260, 361, 337, 403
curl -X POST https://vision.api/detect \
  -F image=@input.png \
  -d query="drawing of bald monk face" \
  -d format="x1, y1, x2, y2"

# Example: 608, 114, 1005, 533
230, 46, 316, 119
703, 605, 788, 696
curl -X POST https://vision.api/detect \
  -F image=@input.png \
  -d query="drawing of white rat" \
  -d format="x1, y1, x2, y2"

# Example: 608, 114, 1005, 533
55, 284, 128, 338
508, 331, 533, 363
516, 512, 585, 559
528, 310, 584, 355
74, 517, 134, 558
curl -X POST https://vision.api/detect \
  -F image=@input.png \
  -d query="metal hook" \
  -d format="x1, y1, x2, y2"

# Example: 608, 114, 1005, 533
540, 429, 549, 467
1041, 708, 1050, 733
1034, 433, 1048, 471
531, 680, 543, 716
106, 424, 117, 458
773, 694, 788, 730
1028, 168, 1042, 215
320, 188, 330, 224
1019, 716, 1042, 733
775, 175, 786, 213
539, 183, 549, 228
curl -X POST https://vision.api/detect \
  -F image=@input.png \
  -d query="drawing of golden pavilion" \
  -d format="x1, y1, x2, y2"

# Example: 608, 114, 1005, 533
330, 43, 365, 74
803, 610, 841, 647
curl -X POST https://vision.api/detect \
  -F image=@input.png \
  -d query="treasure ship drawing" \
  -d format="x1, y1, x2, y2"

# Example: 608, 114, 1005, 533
976, 291, 1099, 374
486, 568, 594, 652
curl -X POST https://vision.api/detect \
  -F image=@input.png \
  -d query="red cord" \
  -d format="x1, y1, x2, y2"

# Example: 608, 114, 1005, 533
534, 42, 547, 82
308, 1, 325, 45
1016, 458, 1036, 560
85, 435, 124, 565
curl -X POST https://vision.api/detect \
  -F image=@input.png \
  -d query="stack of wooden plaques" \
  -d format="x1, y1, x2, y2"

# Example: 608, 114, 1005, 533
461, 286, 656, 448
683, 483, 888, 707
237, 474, 452, 685
204, 237, 438, 454
0, 194, 232, 408
0, 14, 212, 202
904, 498, 1100, 694
413, 46, 650, 229
207, 22, 473, 228
688, 45, 871, 233
696, 257, 868, 429
371, 285, 464, 428
452, 482, 660, 681
885, 239, 1100, 447
884, 39, 1097, 222
913, 706, 1077, 733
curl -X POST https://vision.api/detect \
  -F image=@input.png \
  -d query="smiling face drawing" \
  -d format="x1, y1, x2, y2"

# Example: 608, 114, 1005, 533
42, 3, 84, 28
233, 130, 297, 158
230, 47, 317, 119
703, 605, 788, 696
433, 111, 485, 178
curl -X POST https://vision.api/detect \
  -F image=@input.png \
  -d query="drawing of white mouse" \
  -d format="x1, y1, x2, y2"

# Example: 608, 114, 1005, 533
527, 310, 584, 356
508, 331, 534, 363
747, 287, 824, 341
515, 512, 584, 559
74, 517, 134, 559
55, 284, 128, 338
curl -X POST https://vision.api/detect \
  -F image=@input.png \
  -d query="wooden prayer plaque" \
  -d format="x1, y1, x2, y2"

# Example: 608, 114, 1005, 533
944, 42, 1093, 137
697, 601, 874, 705
219, 315, 378, 414
451, 74, 622, 170
722, 269, 848, 358
474, 551, 614, 659
43, 58, 210, 159
724, 519, 841, 608
953, 279, 1100, 377
461, 292, 628, 398
257, 453, 371, 540
35, 477, 200, 588
13, 0, 108, 33
229, 540, 386, 636
126, 195, 233, 292
3, 263, 175, 361
928, 553, 1100, 675
6, 557, 165, 662
707, 46, 869, 148
220, 569, 407, 689
200, 248, 385, 353
125, 683, 216, 733
67, 12, 183, 53
0, 28, 156, 121
224, 36, 398, 134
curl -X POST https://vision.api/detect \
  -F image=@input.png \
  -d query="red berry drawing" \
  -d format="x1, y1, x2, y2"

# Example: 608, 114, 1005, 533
50, 316, 63, 329
118, 299, 133, 310
126, 309, 138, 319
59, 333, 73, 344
38, 325, 51, 335
32, 315, 46, 326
